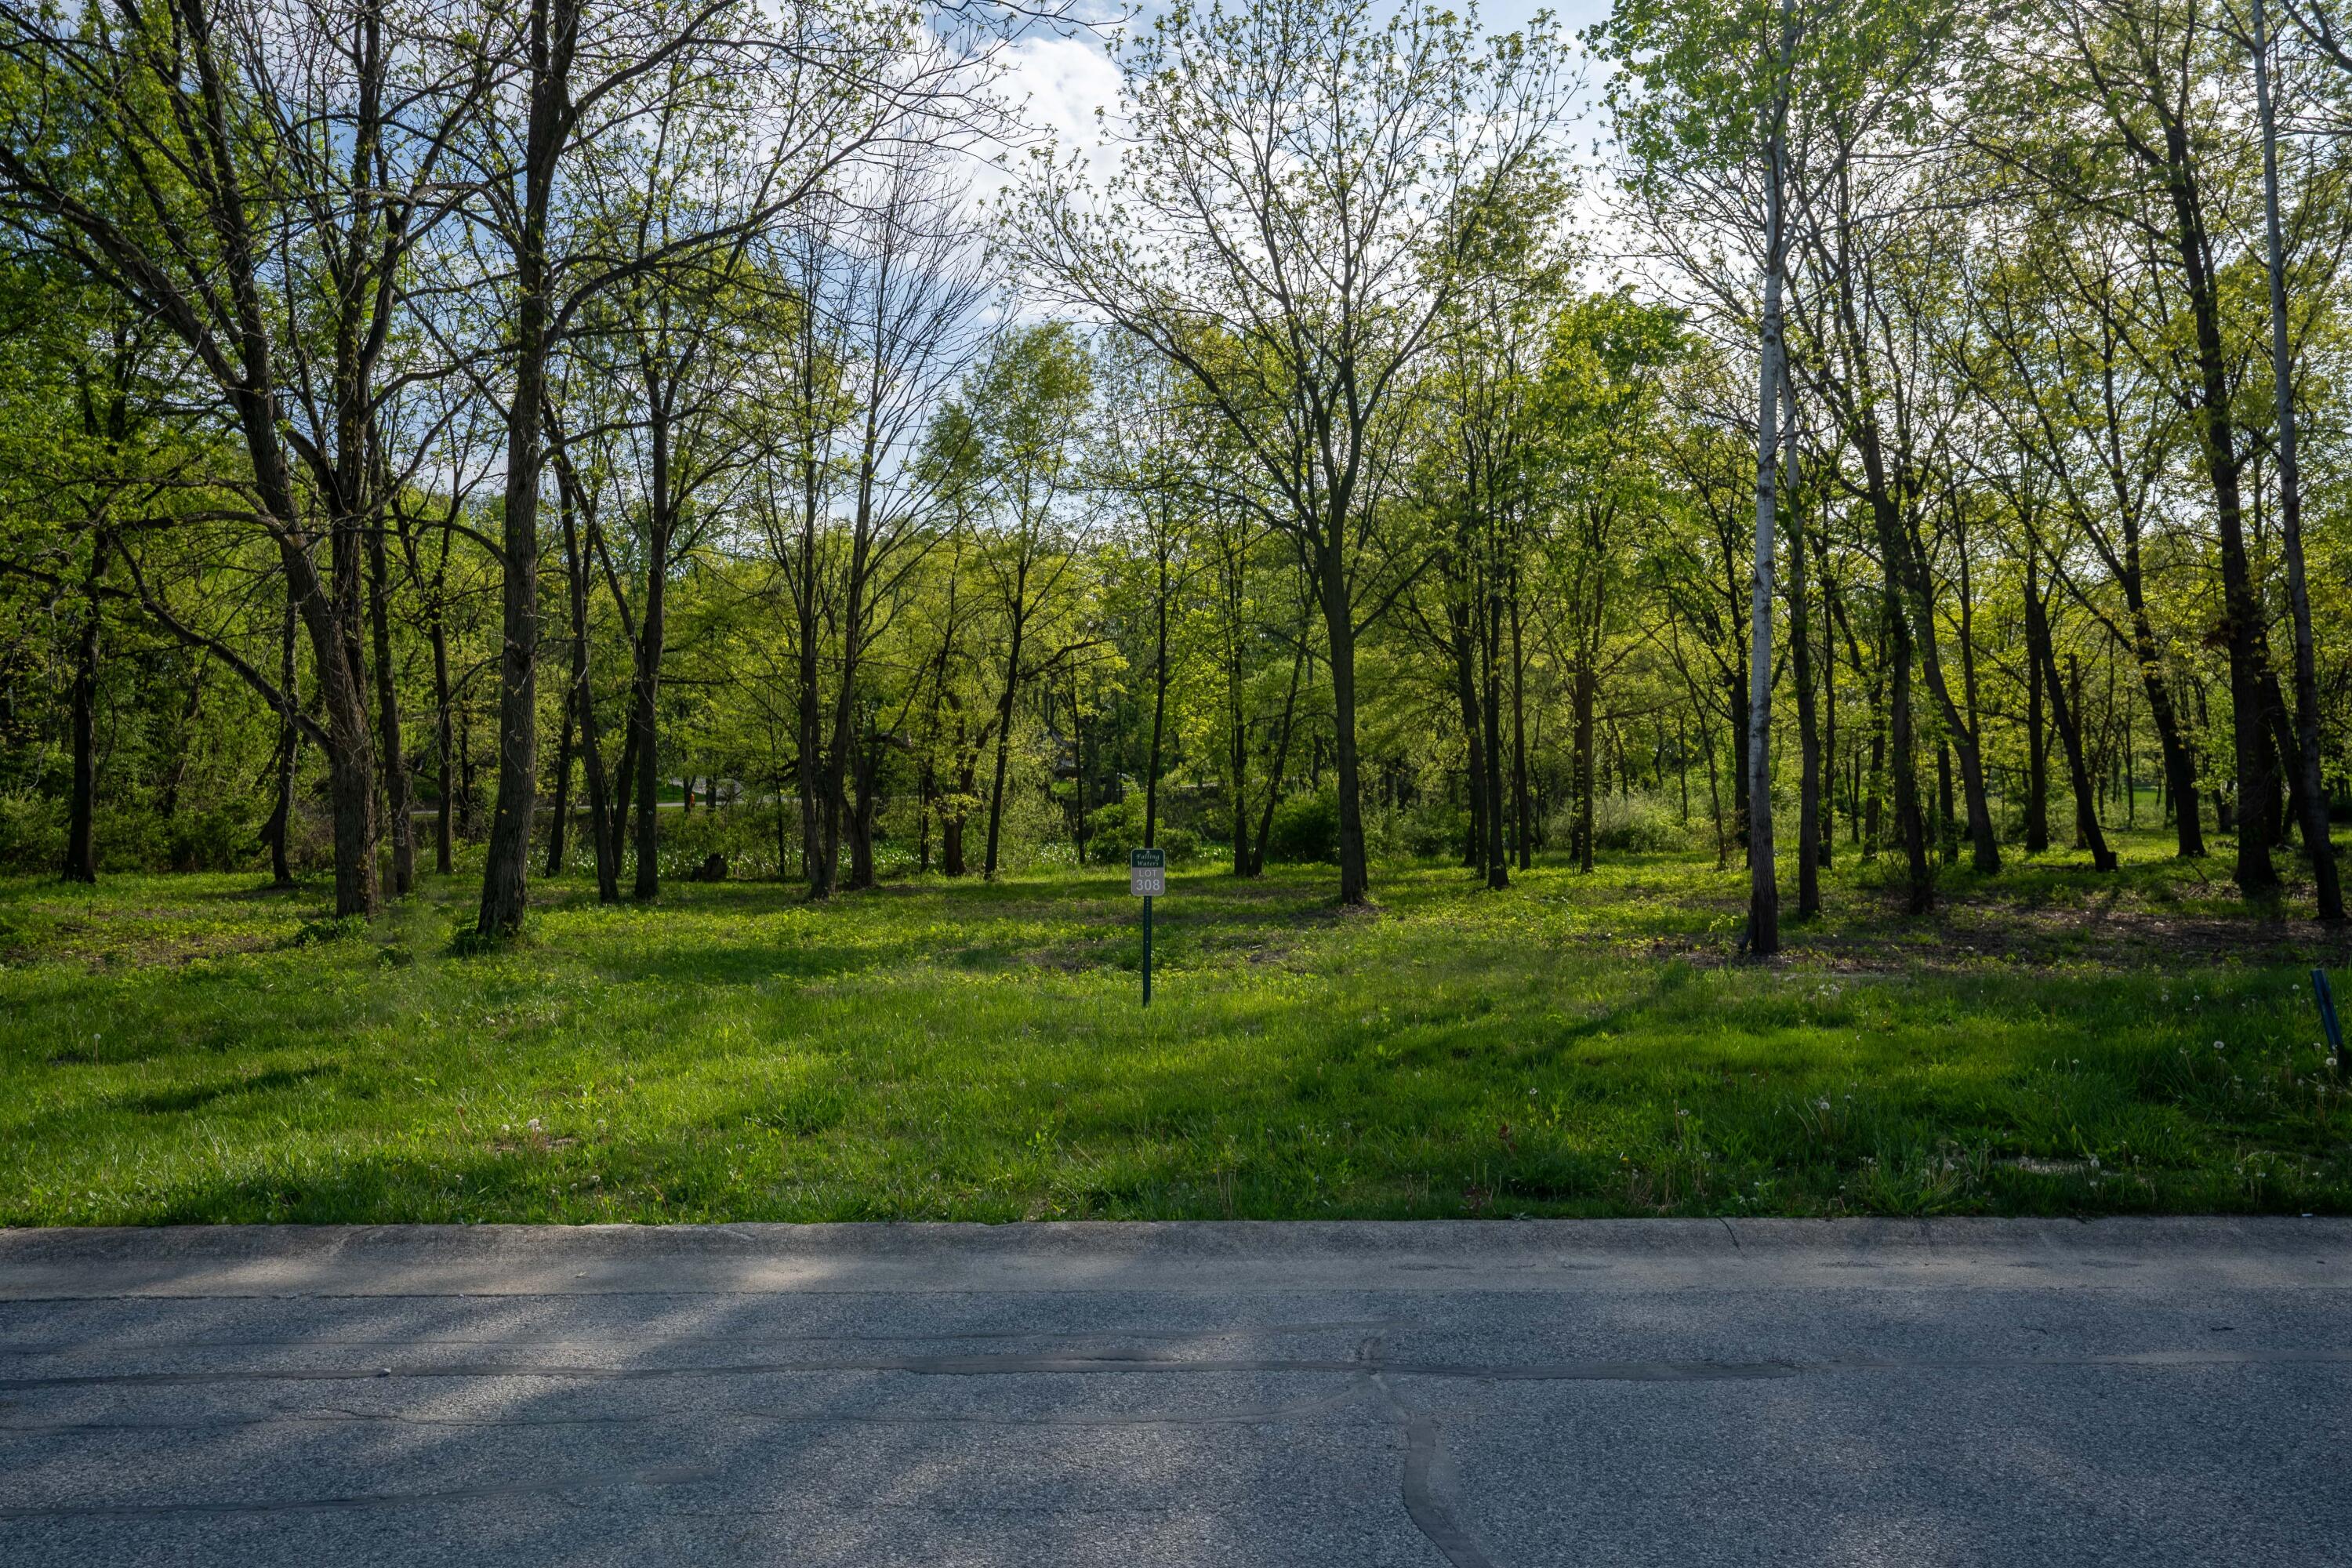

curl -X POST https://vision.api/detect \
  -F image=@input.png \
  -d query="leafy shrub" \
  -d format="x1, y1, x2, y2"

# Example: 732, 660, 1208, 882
0, 793, 64, 873
292, 913, 368, 946
158, 802, 263, 872
1392, 800, 1467, 860
1083, 799, 1200, 866
0, 793, 263, 874
1265, 787, 1341, 864
1547, 791, 1692, 855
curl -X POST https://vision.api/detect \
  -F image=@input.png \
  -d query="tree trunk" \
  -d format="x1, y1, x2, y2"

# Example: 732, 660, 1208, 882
1251, 635, 1307, 877
984, 560, 1029, 880
1323, 541, 1369, 905
474, 0, 568, 939
1573, 657, 1596, 873
1228, 586, 1250, 876
1451, 594, 1485, 873
2252, 0, 2343, 920
630, 376, 674, 903
2038, 624, 2116, 873
1744, 0, 1791, 956
846, 733, 880, 890
545, 680, 575, 878
2024, 552, 2050, 855
1901, 521, 1998, 875
557, 474, 619, 902
1508, 573, 1532, 870
2161, 125, 2277, 895
1784, 376, 1819, 919
367, 510, 414, 896
427, 593, 454, 874
1936, 741, 1958, 866
1145, 553, 1170, 847
1481, 586, 1508, 890
263, 589, 300, 889
63, 530, 105, 884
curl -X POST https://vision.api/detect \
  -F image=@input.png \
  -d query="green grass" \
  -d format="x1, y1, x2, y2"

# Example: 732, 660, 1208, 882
4, 831, 2350, 1225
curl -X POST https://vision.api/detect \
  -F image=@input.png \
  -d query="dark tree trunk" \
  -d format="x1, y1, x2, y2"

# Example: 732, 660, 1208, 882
474, 0, 572, 939
63, 531, 106, 884
1786, 406, 1819, 919
263, 586, 300, 887
1814, 530, 1837, 869
1250, 636, 1307, 877
366, 510, 413, 896
1315, 521, 1370, 904
1902, 521, 1997, 875
1937, 740, 1958, 866
556, 472, 618, 902
1482, 587, 1508, 889
846, 732, 880, 891
545, 683, 575, 878
1508, 575, 1531, 869
2024, 554, 2050, 855
984, 559, 1029, 880
630, 374, 675, 904
612, 716, 639, 883
1145, 553, 1170, 847
2252, 2, 2343, 920
427, 595, 454, 874
1451, 595, 1484, 873
1573, 657, 1596, 873
2042, 640, 2117, 872
2162, 123, 2278, 895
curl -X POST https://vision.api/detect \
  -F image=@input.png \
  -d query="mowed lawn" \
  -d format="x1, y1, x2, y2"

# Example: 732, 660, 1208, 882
4, 837, 2351, 1225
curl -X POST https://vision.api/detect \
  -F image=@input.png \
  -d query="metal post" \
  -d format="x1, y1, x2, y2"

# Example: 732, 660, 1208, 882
1142, 895, 1152, 1007
2316, 969, 2343, 1070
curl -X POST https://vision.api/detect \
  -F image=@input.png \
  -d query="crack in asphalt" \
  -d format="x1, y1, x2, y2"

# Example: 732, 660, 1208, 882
0, 1318, 1405, 1357
8, 1338, 2351, 1552
1361, 1333, 1497, 1568
0, 1386, 1376, 1436
7, 1345, 2349, 1394
0, 1465, 716, 1521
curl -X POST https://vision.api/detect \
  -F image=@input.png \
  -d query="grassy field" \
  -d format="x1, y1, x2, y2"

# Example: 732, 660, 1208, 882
4, 833, 2351, 1225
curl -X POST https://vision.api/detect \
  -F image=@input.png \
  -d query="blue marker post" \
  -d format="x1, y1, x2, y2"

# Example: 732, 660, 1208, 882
1130, 848, 1166, 1007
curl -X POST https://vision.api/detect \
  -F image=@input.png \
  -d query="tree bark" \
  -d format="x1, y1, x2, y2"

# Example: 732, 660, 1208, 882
366, 503, 413, 895
1785, 403, 1819, 920
63, 530, 106, 884
474, 0, 575, 939
1508, 572, 1532, 871
2252, 0, 2343, 920
984, 558, 1029, 880
2024, 551, 2050, 854
1145, 547, 1170, 848
263, 588, 300, 889
1323, 539, 1369, 905
2160, 123, 2278, 895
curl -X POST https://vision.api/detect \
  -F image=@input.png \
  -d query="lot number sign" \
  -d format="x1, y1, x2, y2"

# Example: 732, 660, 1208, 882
1130, 848, 1165, 1005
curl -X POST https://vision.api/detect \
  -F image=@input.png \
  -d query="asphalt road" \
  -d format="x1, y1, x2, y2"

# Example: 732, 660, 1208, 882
2, 1219, 2347, 1566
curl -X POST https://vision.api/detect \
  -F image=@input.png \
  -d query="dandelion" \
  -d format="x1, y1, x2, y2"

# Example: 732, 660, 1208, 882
2214, 1040, 2226, 1051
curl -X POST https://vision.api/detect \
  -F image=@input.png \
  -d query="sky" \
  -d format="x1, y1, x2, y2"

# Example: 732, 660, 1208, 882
982, 0, 1625, 197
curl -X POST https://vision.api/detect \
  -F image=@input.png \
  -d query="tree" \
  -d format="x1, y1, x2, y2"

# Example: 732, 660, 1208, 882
1019, 0, 1570, 905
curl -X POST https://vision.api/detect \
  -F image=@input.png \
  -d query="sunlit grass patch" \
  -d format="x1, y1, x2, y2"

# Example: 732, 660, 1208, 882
3, 833, 2349, 1225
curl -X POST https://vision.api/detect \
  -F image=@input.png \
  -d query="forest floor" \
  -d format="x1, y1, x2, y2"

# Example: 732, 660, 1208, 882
4, 829, 2352, 1225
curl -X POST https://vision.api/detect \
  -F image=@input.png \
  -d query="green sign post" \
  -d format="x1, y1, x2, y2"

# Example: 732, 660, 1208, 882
1130, 848, 1166, 1006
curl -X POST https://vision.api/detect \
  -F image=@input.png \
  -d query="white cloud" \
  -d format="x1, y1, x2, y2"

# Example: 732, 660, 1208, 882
961, 29, 1129, 215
